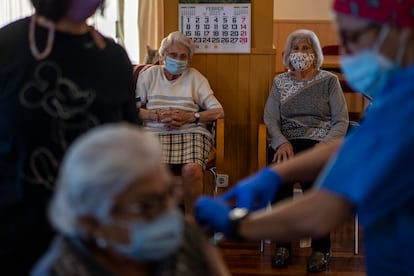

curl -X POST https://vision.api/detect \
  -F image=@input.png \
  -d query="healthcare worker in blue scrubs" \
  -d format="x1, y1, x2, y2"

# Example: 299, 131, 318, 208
195, 0, 414, 275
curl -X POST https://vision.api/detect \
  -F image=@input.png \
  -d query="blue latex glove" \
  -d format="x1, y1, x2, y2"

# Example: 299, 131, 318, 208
221, 168, 283, 210
195, 196, 231, 236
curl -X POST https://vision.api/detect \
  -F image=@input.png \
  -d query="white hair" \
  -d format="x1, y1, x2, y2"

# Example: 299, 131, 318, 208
49, 123, 162, 236
158, 31, 195, 59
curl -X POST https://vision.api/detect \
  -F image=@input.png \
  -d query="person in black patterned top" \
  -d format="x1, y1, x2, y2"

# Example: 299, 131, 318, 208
0, 0, 139, 274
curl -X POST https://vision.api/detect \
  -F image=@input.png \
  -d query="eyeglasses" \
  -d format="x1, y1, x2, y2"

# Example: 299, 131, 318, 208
112, 196, 167, 218
165, 51, 189, 61
111, 183, 178, 218
338, 24, 381, 48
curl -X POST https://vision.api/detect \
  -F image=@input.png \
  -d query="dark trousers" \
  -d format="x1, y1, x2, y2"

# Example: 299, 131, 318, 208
268, 139, 331, 254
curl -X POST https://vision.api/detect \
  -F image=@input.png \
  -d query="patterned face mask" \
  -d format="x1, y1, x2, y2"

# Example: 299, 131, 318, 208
289, 53, 315, 71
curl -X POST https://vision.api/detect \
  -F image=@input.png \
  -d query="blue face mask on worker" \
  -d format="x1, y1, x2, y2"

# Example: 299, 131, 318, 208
340, 25, 405, 101
165, 56, 188, 75
112, 208, 184, 260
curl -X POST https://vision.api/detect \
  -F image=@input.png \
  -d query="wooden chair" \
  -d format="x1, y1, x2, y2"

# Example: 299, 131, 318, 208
321, 45, 342, 73
257, 123, 269, 253
321, 45, 340, 56
205, 118, 225, 197
320, 46, 369, 121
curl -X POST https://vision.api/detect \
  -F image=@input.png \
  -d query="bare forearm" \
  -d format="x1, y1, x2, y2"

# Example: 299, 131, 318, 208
156, 108, 224, 128
138, 108, 158, 121
198, 108, 224, 123
238, 190, 354, 242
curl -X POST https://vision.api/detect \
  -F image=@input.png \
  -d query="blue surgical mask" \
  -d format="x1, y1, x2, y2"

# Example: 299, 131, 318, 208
113, 208, 184, 261
165, 57, 188, 75
340, 25, 404, 101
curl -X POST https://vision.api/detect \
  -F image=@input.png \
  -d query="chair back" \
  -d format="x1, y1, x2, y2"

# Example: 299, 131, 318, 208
321, 45, 340, 55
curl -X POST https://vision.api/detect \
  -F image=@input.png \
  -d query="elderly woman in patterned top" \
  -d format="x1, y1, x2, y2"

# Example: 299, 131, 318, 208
136, 31, 224, 217
263, 29, 349, 272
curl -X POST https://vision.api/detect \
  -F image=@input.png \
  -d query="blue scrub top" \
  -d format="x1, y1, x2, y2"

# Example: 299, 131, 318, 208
316, 64, 414, 275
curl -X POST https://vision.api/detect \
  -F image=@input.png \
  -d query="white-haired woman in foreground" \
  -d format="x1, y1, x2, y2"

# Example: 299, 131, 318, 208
32, 123, 229, 276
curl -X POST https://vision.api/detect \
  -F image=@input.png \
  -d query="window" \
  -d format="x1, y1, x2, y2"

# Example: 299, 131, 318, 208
0, 0, 33, 28
0, 0, 140, 63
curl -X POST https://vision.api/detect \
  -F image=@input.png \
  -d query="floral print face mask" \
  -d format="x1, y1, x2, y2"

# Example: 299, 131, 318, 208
289, 53, 315, 71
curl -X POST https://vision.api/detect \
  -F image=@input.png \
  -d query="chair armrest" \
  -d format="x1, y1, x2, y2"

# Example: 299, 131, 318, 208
258, 123, 267, 169
215, 118, 225, 171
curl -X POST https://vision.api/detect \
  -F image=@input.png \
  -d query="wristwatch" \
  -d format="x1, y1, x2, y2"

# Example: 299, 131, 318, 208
228, 208, 249, 241
194, 112, 200, 124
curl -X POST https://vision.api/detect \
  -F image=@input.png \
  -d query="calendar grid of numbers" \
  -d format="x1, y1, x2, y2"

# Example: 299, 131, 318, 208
178, 3, 251, 53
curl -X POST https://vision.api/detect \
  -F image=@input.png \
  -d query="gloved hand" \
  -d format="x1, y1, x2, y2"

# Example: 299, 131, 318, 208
221, 168, 283, 210
195, 196, 231, 236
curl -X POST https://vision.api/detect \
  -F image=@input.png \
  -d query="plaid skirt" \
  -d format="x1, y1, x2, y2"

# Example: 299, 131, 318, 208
158, 132, 212, 169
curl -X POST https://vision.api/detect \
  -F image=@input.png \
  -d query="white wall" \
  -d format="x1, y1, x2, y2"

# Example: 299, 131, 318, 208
274, 0, 334, 20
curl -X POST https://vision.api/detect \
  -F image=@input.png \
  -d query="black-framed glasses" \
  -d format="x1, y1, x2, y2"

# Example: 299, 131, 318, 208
338, 24, 381, 47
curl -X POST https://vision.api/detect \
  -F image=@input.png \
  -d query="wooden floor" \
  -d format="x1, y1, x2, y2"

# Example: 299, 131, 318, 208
217, 218, 366, 276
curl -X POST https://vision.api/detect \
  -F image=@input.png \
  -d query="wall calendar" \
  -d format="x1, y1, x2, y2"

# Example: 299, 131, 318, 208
178, 1, 251, 54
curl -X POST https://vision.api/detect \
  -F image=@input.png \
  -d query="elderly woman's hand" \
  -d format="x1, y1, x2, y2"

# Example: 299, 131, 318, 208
273, 142, 294, 163
159, 109, 194, 129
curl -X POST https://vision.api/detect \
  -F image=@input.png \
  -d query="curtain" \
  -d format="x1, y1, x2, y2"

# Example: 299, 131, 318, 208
0, 0, 34, 28
116, 0, 125, 47
138, 0, 164, 64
